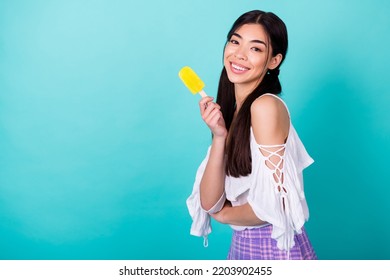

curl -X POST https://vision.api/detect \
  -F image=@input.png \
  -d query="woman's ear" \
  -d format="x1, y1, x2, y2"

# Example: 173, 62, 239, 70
268, 53, 283, 70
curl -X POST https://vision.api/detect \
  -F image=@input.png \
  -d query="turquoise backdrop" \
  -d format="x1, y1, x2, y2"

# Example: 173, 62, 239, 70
1, 0, 389, 260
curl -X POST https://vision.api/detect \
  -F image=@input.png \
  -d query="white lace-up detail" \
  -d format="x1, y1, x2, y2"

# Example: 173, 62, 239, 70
258, 144, 286, 194
258, 143, 292, 259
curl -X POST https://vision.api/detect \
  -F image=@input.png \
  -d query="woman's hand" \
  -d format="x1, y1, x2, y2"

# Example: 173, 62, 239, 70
199, 96, 227, 138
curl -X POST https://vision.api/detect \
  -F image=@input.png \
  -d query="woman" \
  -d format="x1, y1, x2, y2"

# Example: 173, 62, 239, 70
187, 10, 317, 260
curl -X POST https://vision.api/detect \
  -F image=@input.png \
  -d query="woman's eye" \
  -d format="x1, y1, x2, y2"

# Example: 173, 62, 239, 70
230, 39, 239, 44
251, 47, 261, 52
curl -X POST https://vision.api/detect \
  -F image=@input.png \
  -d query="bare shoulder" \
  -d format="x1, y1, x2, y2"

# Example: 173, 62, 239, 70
250, 94, 289, 121
250, 94, 290, 144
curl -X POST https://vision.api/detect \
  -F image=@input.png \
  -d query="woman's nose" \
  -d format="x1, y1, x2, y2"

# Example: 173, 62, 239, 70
234, 47, 247, 61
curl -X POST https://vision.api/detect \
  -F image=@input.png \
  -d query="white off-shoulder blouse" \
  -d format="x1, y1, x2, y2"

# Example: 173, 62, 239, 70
186, 93, 314, 251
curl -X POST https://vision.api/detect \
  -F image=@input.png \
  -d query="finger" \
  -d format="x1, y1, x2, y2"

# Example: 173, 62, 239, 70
199, 96, 214, 113
204, 108, 223, 127
203, 102, 221, 119
202, 104, 220, 122
199, 96, 213, 109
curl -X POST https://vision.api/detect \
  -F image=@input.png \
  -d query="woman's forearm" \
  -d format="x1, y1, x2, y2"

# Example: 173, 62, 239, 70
213, 203, 267, 226
199, 135, 226, 211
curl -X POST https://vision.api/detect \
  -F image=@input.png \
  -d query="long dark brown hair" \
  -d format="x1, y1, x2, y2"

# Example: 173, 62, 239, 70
216, 10, 288, 177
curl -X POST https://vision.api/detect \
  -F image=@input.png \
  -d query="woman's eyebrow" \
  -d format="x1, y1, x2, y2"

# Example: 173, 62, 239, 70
232, 32, 267, 46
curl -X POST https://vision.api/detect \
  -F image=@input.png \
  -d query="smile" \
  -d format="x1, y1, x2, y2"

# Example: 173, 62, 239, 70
231, 63, 250, 73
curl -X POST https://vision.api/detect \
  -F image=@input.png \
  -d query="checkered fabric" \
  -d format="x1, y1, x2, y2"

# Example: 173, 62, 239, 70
227, 225, 317, 260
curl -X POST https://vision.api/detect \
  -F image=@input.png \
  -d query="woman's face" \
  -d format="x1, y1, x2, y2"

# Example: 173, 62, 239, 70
224, 23, 275, 89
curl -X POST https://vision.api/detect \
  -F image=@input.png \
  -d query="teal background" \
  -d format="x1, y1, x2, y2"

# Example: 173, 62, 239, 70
0, 0, 389, 260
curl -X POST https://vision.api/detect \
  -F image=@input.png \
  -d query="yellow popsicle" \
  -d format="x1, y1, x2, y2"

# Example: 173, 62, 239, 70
178, 66, 207, 97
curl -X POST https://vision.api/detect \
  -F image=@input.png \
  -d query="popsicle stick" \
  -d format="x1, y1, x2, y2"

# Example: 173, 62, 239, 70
198, 89, 207, 98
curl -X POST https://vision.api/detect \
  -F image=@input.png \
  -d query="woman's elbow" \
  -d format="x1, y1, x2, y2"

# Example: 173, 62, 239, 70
200, 200, 215, 213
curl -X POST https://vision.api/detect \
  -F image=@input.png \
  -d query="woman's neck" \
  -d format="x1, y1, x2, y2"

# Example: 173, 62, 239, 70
234, 83, 256, 112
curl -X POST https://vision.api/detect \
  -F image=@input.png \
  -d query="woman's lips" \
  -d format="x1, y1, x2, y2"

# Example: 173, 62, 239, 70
230, 62, 250, 74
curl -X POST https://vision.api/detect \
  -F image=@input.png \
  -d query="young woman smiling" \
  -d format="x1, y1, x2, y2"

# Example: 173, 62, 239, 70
187, 10, 317, 260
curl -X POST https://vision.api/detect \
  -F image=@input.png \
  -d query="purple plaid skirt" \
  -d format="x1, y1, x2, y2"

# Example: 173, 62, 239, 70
227, 225, 317, 260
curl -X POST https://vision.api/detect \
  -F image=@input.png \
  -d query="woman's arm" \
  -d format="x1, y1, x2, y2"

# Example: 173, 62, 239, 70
251, 95, 289, 146
198, 96, 228, 211
212, 95, 290, 225
210, 202, 266, 226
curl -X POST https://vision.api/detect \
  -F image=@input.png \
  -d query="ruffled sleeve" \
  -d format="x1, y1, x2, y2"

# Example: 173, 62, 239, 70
186, 147, 226, 246
247, 126, 314, 251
